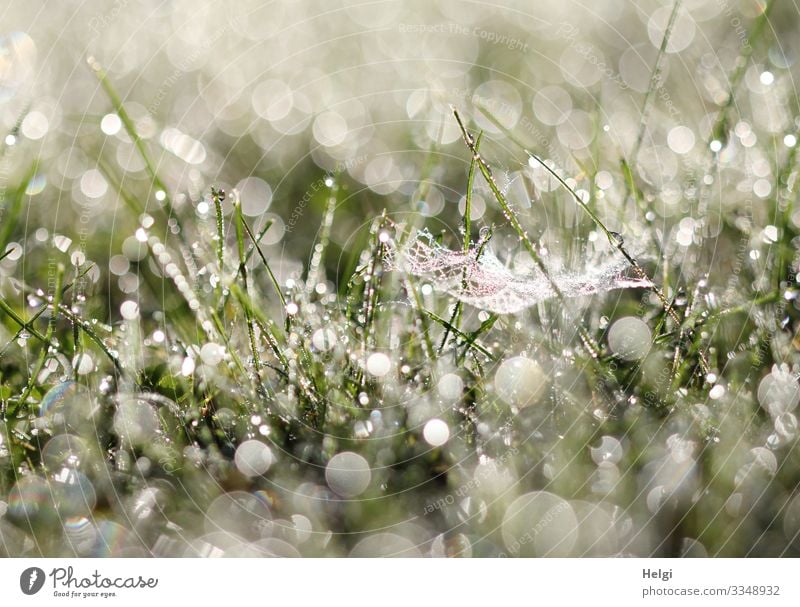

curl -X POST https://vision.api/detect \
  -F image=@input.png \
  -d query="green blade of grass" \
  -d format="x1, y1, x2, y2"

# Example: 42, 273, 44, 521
209, 309, 250, 381
630, 0, 683, 165
451, 108, 601, 358
439, 131, 483, 354
0, 162, 37, 252
424, 309, 494, 360
252, 316, 289, 370
89, 58, 172, 208
234, 198, 267, 398
95, 157, 144, 216
89, 57, 195, 260
0, 264, 97, 355
404, 274, 436, 362
240, 215, 286, 308
57, 304, 124, 376
212, 187, 226, 289
306, 181, 338, 294
16, 264, 65, 411
709, 0, 776, 148
527, 146, 709, 374
0, 298, 48, 343
460, 311, 499, 364
525, 150, 687, 313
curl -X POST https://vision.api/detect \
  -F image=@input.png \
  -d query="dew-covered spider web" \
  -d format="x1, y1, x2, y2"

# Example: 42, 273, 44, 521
387, 230, 652, 314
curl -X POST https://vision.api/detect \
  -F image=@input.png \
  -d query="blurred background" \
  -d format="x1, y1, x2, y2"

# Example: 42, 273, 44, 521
1, 0, 796, 293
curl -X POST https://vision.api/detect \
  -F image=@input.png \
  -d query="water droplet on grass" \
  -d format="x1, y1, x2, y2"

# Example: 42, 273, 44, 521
494, 356, 548, 408
709, 384, 725, 400
52, 467, 96, 517
205, 491, 272, 539
325, 452, 371, 498
41, 434, 90, 470
501, 491, 578, 557
312, 328, 336, 351
423, 419, 450, 447
366, 352, 391, 377
590, 436, 623, 465
100, 113, 121, 135
608, 317, 651, 361
437, 373, 463, 401
39, 382, 99, 433
120, 300, 139, 320
113, 398, 159, 446
7, 476, 56, 525
234, 440, 274, 477
200, 342, 225, 365
758, 366, 800, 416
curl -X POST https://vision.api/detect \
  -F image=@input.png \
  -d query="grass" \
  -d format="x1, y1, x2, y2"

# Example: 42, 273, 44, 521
0, 6, 799, 558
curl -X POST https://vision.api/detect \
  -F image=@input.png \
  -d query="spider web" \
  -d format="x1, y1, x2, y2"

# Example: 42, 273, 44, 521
386, 230, 652, 314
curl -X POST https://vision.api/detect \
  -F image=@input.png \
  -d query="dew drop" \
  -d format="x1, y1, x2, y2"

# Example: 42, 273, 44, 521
312, 328, 336, 351
120, 300, 139, 320
234, 440, 274, 477
100, 113, 121, 136
325, 452, 371, 498
200, 342, 225, 366
423, 419, 450, 447
495, 357, 548, 408
501, 491, 578, 557
366, 352, 391, 377
607, 317, 651, 362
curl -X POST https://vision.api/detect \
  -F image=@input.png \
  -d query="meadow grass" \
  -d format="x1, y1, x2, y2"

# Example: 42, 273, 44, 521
0, 4, 799, 557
